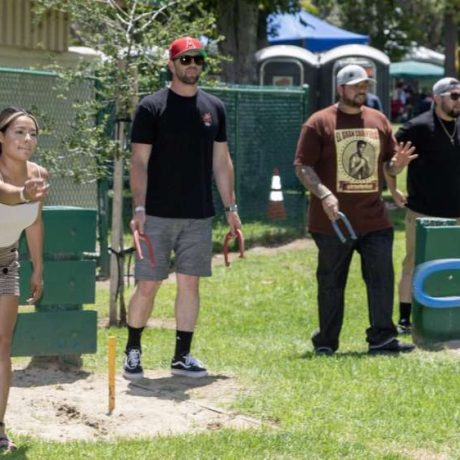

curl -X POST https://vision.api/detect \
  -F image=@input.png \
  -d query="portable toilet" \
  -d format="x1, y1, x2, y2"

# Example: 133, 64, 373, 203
256, 45, 319, 110
318, 44, 391, 116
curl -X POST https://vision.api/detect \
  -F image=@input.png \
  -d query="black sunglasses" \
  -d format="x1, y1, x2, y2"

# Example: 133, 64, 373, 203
178, 55, 205, 66
442, 92, 460, 101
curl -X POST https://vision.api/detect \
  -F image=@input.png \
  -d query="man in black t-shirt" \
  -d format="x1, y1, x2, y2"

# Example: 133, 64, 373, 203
386, 77, 460, 333
123, 36, 241, 380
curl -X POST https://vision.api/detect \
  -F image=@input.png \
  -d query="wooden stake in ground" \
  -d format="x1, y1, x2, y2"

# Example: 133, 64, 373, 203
108, 336, 116, 414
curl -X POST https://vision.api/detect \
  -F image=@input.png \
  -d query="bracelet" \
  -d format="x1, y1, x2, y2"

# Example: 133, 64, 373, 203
134, 206, 146, 213
19, 187, 30, 203
224, 204, 238, 213
319, 192, 332, 201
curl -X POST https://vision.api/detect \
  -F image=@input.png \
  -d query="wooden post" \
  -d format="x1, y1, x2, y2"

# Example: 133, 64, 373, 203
109, 123, 125, 326
108, 336, 116, 414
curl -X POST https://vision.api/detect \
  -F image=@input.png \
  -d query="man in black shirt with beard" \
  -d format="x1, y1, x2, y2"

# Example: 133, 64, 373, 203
123, 36, 241, 380
386, 77, 460, 333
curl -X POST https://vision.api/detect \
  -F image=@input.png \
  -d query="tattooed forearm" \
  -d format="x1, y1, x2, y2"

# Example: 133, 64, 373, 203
295, 165, 331, 199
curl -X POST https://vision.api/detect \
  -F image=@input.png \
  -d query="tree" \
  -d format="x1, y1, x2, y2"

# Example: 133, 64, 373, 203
204, 0, 303, 83
316, 0, 449, 64
443, 0, 460, 76
335, 0, 458, 75
35, 0, 219, 326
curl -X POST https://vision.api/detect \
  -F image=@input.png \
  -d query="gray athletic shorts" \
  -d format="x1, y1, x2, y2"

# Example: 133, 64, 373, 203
0, 242, 20, 296
135, 216, 213, 281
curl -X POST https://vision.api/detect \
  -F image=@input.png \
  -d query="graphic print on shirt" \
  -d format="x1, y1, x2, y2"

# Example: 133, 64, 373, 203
202, 112, 212, 127
335, 128, 380, 193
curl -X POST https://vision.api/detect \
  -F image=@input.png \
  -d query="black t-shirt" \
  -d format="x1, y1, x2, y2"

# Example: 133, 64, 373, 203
131, 88, 227, 218
396, 109, 460, 217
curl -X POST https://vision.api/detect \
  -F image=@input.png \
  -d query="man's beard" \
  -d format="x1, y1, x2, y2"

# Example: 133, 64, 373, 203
177, 72, 200, 85
446, 107, 460, 118
441, 99, 460, 118
341, 93, 365, 108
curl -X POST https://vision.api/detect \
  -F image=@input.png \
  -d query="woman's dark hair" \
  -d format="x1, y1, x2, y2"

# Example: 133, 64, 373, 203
0, 106, 39, 155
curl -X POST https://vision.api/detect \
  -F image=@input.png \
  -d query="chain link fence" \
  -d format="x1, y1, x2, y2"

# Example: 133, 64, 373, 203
0, 66, 97, 207
0, 66, 311, 273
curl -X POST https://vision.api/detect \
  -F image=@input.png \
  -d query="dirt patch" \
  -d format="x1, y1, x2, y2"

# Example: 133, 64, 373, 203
9, 239, 310, 441
8, 362, 262, 441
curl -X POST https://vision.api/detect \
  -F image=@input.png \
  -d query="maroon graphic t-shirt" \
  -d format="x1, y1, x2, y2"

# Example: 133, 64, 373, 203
294, 105, 396, 235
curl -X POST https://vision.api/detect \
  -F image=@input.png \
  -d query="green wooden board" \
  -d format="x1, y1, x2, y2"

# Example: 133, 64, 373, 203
11, 310, 97, 357
19, 206, 97, 255
19, 260, 96, 306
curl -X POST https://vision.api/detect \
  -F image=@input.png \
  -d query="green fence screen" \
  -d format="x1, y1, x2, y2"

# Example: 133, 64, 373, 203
0, 65, 311, 273
205, 85, 309, 231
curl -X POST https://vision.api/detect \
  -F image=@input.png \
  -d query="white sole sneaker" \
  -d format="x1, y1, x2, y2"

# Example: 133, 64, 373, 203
123, 370, 144, 380
171, 368, 208, 378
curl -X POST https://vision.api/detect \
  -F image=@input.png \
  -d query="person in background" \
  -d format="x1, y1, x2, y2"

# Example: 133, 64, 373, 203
391, 80, 407, 122
123, 37, 241, 380
386, 77, 460, 333
0, 107, 49, 453
413, 88, 433, 116
294, 64, 417, 355
365, 92, 383, 112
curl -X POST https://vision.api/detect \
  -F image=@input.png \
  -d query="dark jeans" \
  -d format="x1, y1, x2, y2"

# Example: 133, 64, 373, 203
311, 228, 397, 351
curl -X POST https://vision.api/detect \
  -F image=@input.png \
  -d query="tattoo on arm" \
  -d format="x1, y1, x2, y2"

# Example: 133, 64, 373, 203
385, 161, 399, 177
295, 165, 331, 198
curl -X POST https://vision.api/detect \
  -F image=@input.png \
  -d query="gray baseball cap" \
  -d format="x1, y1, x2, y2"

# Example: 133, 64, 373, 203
432, 77, 460, 96
336, 64, 375, 86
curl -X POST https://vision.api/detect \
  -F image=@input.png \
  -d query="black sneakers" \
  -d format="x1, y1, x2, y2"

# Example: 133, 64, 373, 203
314, 347, 335, 356
123, 347, 144, 380
397, 319, 412, 335
368, 339, 415, 355
171, 353, 208, 378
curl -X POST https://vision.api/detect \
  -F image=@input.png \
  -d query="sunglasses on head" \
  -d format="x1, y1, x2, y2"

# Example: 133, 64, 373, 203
442, 92, 460, 101
178, 55, 205, 66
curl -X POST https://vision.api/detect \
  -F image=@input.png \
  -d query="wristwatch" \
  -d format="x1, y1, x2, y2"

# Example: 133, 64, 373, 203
224, 204, 238, 213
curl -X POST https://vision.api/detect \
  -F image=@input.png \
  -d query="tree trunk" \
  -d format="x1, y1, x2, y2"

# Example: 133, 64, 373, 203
257, 10, 269, 51
444, 12, 457, 77
109, 135, 125, 327
216, 0, 259, 84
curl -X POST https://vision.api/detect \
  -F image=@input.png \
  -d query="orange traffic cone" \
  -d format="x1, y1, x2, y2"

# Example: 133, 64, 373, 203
267, 168, 287, 220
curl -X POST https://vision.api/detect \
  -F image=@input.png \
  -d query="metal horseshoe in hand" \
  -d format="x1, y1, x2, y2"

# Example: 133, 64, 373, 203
332, 212, 357, 243
223, 229, 245, 267
133, 230, 156, 268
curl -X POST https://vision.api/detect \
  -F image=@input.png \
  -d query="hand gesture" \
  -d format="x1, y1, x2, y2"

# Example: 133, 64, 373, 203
391, 141, 418, 169
23, 178, 49, 202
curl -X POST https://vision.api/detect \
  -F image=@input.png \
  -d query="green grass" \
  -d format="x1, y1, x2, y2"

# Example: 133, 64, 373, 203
9, 212, 460, 459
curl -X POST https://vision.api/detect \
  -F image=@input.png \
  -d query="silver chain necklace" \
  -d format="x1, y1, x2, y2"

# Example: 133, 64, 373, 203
435, 112, 457, 145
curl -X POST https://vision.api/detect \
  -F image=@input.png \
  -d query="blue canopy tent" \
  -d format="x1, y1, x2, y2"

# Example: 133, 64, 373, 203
267, 11, 369, 52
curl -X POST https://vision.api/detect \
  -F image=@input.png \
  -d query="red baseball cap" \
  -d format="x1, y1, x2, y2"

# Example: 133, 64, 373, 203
169, 36, 205, 60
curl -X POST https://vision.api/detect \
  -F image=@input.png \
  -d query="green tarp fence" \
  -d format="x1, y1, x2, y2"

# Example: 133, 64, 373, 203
0, 66, 311, 274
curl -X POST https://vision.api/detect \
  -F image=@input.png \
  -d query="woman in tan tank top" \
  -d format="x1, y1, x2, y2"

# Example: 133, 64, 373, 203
0, 107, 49, 452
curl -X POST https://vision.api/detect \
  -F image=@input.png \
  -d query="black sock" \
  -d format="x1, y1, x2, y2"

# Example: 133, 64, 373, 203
174, 330, 193, 358
126, 324, 144, 350
399, 303, 412, 323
